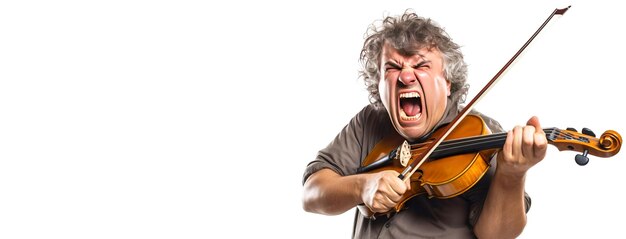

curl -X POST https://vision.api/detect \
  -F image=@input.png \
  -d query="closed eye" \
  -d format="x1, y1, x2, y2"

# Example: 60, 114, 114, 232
384, 62, 402, 72
413, 61, 431, 69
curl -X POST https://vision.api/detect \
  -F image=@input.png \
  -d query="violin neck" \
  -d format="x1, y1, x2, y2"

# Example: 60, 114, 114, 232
360, 128, 562, 173
430, 128, 557, 159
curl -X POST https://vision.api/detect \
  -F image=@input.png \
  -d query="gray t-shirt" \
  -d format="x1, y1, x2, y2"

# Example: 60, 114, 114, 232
303, 104, 531, 239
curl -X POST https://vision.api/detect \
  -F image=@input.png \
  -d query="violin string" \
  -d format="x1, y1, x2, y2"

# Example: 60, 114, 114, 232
437, 128, 571, 150
551, 129, 588, 141
409, 132, 507, 150
410, 132, 507, 151
409, 133, 508, 154
410, 128, 561, 150
432, 135, 508, 154
405, 128, 596, 163
409, 128, 572, 154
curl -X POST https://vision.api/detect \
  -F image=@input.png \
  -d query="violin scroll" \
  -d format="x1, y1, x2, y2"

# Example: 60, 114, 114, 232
547, 128, 622, 160
599, 130, 622, 153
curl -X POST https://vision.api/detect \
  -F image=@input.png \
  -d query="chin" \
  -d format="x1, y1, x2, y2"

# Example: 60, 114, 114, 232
398, 128, 428, 141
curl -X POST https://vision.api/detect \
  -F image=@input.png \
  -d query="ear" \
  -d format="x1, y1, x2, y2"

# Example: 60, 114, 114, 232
446, 80, 451, 96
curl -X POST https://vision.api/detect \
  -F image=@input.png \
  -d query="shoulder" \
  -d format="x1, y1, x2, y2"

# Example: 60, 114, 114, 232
361, 103, 386, 117
355, 103, 389, 125
469, 109, 504, 133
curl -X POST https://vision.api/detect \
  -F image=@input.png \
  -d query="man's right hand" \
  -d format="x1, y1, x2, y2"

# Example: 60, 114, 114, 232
361, 170, 411, 213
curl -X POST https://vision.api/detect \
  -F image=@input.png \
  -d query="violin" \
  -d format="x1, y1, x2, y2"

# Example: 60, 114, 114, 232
357, 6, 623, 218
356, 114, 622, 217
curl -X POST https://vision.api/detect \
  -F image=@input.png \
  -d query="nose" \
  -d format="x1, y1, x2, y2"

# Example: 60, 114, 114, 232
398, 68, 417, 86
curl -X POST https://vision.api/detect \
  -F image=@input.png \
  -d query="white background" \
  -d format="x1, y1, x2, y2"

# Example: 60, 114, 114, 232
1, 0, 625, 238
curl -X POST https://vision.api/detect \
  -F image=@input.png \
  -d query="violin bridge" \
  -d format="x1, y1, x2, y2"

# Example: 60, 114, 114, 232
396, 140, 411, 167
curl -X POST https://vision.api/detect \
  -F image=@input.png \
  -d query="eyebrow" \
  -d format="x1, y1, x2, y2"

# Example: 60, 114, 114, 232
413, 60, 431, 68
384, 62, 402, 69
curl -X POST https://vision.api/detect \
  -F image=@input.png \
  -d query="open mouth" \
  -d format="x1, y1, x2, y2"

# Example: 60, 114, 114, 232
399, 92, 422, 121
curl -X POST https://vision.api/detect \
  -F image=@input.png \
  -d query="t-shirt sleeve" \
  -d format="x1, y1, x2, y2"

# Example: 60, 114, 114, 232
302, 106, 370, 185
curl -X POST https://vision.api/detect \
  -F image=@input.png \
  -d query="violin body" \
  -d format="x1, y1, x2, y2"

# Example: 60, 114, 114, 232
358, 115, 495, 215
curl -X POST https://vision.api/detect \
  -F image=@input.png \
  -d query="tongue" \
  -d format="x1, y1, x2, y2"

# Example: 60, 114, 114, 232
401, 99, 421, 116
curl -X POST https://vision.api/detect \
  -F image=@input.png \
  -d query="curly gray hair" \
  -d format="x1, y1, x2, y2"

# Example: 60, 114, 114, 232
359, 10, 469, 107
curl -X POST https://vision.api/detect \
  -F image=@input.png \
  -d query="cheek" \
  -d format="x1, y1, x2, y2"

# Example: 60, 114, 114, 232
423, 78, 449, 104
379, 72, 399, 101
379, 79, 399, 112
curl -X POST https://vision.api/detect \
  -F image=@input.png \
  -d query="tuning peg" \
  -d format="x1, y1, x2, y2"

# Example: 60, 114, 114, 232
582, 128, 596, 137
566, 127, 577, 132
575, 149, 589, 166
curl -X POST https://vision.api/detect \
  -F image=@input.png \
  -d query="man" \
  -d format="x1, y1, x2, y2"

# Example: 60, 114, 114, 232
302, 10, 546, 238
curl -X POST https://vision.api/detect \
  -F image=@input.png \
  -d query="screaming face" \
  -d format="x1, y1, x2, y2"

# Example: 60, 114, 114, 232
379, 43, 451, 141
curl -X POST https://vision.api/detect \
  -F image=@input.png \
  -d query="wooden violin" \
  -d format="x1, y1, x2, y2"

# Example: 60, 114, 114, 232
356, 114, 622, 217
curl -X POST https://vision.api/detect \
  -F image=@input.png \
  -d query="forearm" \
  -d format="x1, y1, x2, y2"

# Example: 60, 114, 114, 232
474, 171, 527, 239
302, 168, 365, 215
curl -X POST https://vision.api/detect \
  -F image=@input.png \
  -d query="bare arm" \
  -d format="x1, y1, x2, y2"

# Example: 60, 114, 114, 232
302, 168, 410, 215
474, 169, 528, 238
474, 116, 547, 239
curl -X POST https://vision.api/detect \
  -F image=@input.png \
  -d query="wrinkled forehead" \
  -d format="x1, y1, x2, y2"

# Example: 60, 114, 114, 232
383, 38, 439, 57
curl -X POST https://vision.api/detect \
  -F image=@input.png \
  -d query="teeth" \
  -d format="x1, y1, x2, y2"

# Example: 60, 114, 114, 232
401, 114, 420, 121
400, 109, 421, 121
400, 92, 420, 98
